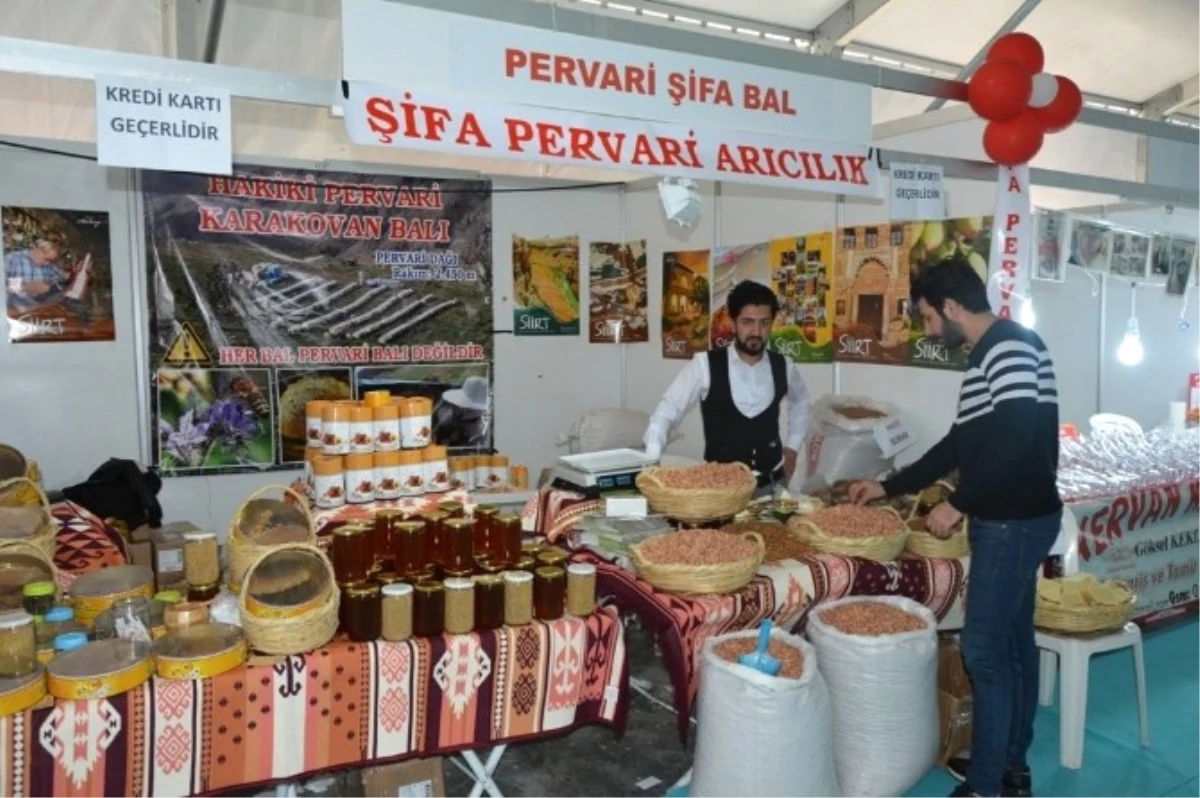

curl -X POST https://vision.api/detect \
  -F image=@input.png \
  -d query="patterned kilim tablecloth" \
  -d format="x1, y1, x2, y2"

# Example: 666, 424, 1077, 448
0, 609, 628, 797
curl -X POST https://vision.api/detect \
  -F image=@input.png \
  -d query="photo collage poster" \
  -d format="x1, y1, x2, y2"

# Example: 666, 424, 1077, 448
588, 240, 649, 344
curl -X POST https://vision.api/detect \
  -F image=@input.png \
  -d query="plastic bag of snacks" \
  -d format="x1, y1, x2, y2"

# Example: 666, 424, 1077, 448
807, 596, 938, 797
799, 395, 900, 493
691, 628, 839, 797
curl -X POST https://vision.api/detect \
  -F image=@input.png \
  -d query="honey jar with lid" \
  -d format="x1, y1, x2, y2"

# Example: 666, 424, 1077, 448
413, 581, 445, 636
342, 581, 382, 642
393, 520, 428, 579
494, 513, 523, 566
473, 575, 505, 630
533, 566, 566, 621
444, 518, 475, 571
332, 523, 372, 585
536, 548, 569, 569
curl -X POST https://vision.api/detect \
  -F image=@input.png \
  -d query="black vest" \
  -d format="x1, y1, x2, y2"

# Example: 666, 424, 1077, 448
700, 347, 788, 488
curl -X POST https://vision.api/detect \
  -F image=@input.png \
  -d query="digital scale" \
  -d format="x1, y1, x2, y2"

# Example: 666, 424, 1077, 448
552, 448, 659, 495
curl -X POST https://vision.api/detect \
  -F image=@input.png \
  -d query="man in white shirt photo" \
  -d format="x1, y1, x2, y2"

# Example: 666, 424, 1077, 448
644, 280, 811, 491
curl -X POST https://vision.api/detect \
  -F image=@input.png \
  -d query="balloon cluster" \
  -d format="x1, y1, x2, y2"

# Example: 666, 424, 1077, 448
967, 32, 1083, 166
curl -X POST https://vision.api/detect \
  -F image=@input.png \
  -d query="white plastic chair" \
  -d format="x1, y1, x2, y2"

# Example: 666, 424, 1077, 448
1087, 413, 1144, 435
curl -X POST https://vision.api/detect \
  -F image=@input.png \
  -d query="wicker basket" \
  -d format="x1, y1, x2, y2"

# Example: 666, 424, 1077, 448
238, 543, 339, 655
0, 445, 41, 506
905, 517, 970, 559
0, 477, 58, 561
0, 538, 62, 601
635, 463, 757, 524
1035, 582, 1135, 635
789, 507, 909, 563
227, 484, 315, 593
628, 531, 764, 595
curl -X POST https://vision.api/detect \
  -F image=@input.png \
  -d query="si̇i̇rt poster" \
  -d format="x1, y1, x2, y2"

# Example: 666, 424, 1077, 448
661, 249, 710, 360
768, 233, 834, 363
710, 242, 770, 349
589, 240, 648, 344
832, 224, 911, 366
512, 235, 580, 336
145, 167, 493, 476
907, 217, 993, 371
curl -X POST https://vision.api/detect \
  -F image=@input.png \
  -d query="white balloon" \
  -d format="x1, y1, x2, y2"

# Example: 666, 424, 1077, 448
1030, 73, 1059, 108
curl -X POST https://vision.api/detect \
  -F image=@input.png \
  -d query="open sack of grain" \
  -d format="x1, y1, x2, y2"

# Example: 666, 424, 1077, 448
807, 596, 939, 798
799, 395, 901, 493
691, 628, 839, 798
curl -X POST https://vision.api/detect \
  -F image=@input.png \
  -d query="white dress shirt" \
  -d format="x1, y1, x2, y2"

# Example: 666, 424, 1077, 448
644, 350, 811, 460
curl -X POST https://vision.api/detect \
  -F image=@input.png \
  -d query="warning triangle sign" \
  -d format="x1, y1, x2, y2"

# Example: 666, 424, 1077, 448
162, 323, 214, 366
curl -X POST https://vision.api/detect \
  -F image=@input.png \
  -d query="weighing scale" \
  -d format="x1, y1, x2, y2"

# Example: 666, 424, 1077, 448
552, 448, 659, 495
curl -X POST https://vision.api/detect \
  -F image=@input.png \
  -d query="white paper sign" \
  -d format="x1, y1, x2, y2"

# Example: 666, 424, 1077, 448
889, 162, 946, 221
873, 416, 917, 459
95, 75, 232, 175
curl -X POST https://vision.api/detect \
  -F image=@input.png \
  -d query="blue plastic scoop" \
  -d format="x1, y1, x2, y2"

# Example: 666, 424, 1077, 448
738, 619, 782, 676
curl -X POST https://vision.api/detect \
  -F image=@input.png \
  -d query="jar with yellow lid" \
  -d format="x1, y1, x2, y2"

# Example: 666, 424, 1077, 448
473, 575, 504, 630
503, 571, 534, 626
473, 457, 491, 492
413, 581, 445, 636
399, 397, 433, 449
449, 458, 473, 491
244, 547, 334, 621
70, 564, 155, 628
485, 456, 510, 490
423, 446, 451, 493
46, 638, 153, 699
321, 403, 352, 455
444, 518, 474, 571
363, 389, 391, 408
342, 581, 382, 642
305, 400, 332, 449
154, 622, 247, 680
0, 611, 37, 678
397, 450, 425, 496
21, 581, 55, 620
373, 403, 401, 452
536, 548, 569, 569
349, 406, 374, 454
514, 555, 537, 573
374, 451, 403, 500
495, 513, 522, 566
392, 520, 427, 579
312, 454, 346, 509
182, 530, 220, 587
332, 523, 372, 585
374, 510, 405, 573
533, 566, 566, 620
423, 512, 449, 567
345, 453, 376, 504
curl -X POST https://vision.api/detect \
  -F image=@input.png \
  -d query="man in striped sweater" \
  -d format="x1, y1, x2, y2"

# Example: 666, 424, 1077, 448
851, 254, 1062, 798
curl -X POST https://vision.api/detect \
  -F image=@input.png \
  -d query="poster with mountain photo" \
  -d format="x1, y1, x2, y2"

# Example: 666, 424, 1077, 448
589, 240, 648, 343
512, 235, 580, 336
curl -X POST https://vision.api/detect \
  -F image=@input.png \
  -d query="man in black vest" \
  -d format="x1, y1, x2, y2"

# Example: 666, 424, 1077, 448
644, 281, 811, 490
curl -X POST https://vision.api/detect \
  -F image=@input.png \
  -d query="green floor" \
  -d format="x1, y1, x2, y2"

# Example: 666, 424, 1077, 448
908, 618, 1200, 798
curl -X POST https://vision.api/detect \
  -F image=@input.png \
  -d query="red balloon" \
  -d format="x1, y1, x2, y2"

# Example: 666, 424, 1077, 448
987, 33, 1045, 74
968, 59, 1034, 121
983, 111, 1045, 166
1033, 76, 1083, 133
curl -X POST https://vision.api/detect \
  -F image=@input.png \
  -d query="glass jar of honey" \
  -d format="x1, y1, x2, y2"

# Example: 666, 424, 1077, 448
536, 548, 569, 569
533, 566, 566, 621
342, 581, 382, 642
444, 519, 475, 571
332, 523, 372, 585
438, 500, 464, 519
475, 559, 504, 576
374, 510, 404, 574
392, 520, 428, 579
566, 562, 597, 616
521, 540, 542, 558
413, 581, 445, 637
473, 575, 505, 630
514, 555, 537, 573
444, 578, 475, 635
422, 512, 448, 567
494, 513, 523, 566
503, 571, 534, 626
471, 514, 496, 560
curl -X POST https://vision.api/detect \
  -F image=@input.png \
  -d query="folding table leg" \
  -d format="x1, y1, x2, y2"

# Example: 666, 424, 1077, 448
273, 782, 297, 798
459, 745, 508, 798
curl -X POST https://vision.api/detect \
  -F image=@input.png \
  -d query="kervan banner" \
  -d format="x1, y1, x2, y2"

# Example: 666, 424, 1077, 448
1072, 478, 1200, 626
344, 83, 883, 199
341, 0, 871, 145
987, 165, 1032, 322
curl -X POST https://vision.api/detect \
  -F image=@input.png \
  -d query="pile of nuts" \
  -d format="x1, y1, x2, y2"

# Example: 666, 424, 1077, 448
723, 521, 809, 563
638, 529, 758, 566
796, 505, 905, 539
657, 462, 753, 490
820, 601, 927, 636
833, 405, 887, 420
714, 636, 805, 679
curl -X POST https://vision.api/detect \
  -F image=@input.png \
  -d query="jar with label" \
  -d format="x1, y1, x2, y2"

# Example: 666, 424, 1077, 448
392, 520, 428, 579
449, 458, 473, 491
473, 456, 492, 491
312, 454, 346, 509
533, 566, 566, 620
349, 406, 375, 453
373, 510, 403, 573
22, 582, 55, 620
567, 563, 597, 616
443, 578, 475, 635
305, 400, 331, 449
503, 571, 534, 626
398, 450, 425, 496
344, 453, 375, 504
372, 403, 401, 451
423, 512, 448, 567
381, 583, 414, 641
111, 596, 153, 644
373, 451, 403, 500
423, 446, 451, 493
413, 581, 445, 636
342, 581, 382, 642
0, 612, 37, 678
182, 531, 220, 587
321, 403, 352, 455
332, 523, 372, 585
495, 513, 522, 566
486, 455, 510, 490
473, 575, 504, 630
511, 465, 530, 490
362, 389, 391, 408
400, 397, 433, 449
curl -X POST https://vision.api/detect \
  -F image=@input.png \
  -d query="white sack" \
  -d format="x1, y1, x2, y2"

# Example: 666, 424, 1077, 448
557, 408, 681, 454
807, 596, 939, 798
801, 394, 899, 491
691, 628, 840, 798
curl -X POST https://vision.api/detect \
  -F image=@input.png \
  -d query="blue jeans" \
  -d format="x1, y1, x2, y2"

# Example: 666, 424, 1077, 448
962, 513, 1061, 796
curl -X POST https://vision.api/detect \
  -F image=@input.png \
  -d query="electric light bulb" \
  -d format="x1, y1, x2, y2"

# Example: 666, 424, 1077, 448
1019, 299, 1036, 329
1116, 329, 1144, 366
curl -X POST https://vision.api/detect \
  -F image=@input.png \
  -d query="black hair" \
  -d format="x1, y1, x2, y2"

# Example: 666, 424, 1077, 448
910, 251, 991, 315
727, 280, 779, 319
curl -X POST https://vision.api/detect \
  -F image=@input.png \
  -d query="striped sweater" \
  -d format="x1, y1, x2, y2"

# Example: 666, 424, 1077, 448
884, 319, 1063, 521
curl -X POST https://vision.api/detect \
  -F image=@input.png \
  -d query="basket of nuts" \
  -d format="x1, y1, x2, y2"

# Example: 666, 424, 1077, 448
788, 504, 909, 562
628, 528, 764, 595
635, 462, 757, 524
904, 481, 969, 558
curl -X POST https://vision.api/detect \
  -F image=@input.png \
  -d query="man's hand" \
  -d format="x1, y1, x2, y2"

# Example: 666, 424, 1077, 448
782, 447, 798, 482
848, 480, 886, 506
927, 501, 963, 538
21, 281, 50, 295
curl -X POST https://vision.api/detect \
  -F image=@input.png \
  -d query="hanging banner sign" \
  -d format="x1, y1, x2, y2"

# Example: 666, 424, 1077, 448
344, 83, 883, 199
341, 0, 872, 145
987, 164, 1032, 321
888, 162, 946, 221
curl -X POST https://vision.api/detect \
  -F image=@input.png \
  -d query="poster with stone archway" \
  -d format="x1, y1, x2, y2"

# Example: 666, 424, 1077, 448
832, 223, 913, 365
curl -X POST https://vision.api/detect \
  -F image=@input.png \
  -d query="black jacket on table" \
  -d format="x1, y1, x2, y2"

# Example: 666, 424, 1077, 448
882, 319, 1063, 521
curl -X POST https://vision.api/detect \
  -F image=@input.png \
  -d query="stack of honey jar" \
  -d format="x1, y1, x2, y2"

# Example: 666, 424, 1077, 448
330, 500, 597, 641
304, 390, 528, 510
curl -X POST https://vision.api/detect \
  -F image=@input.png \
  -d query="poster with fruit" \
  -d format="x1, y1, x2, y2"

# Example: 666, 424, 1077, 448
907, 216, 994, 370
768, 233, 835, 363
710, 242, 770, 349
832, 224, 912, 366
661, 249, 711, 360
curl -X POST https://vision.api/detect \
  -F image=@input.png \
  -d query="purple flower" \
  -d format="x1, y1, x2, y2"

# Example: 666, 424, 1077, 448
162, 409, 209, 464
203, 398, 259, 445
